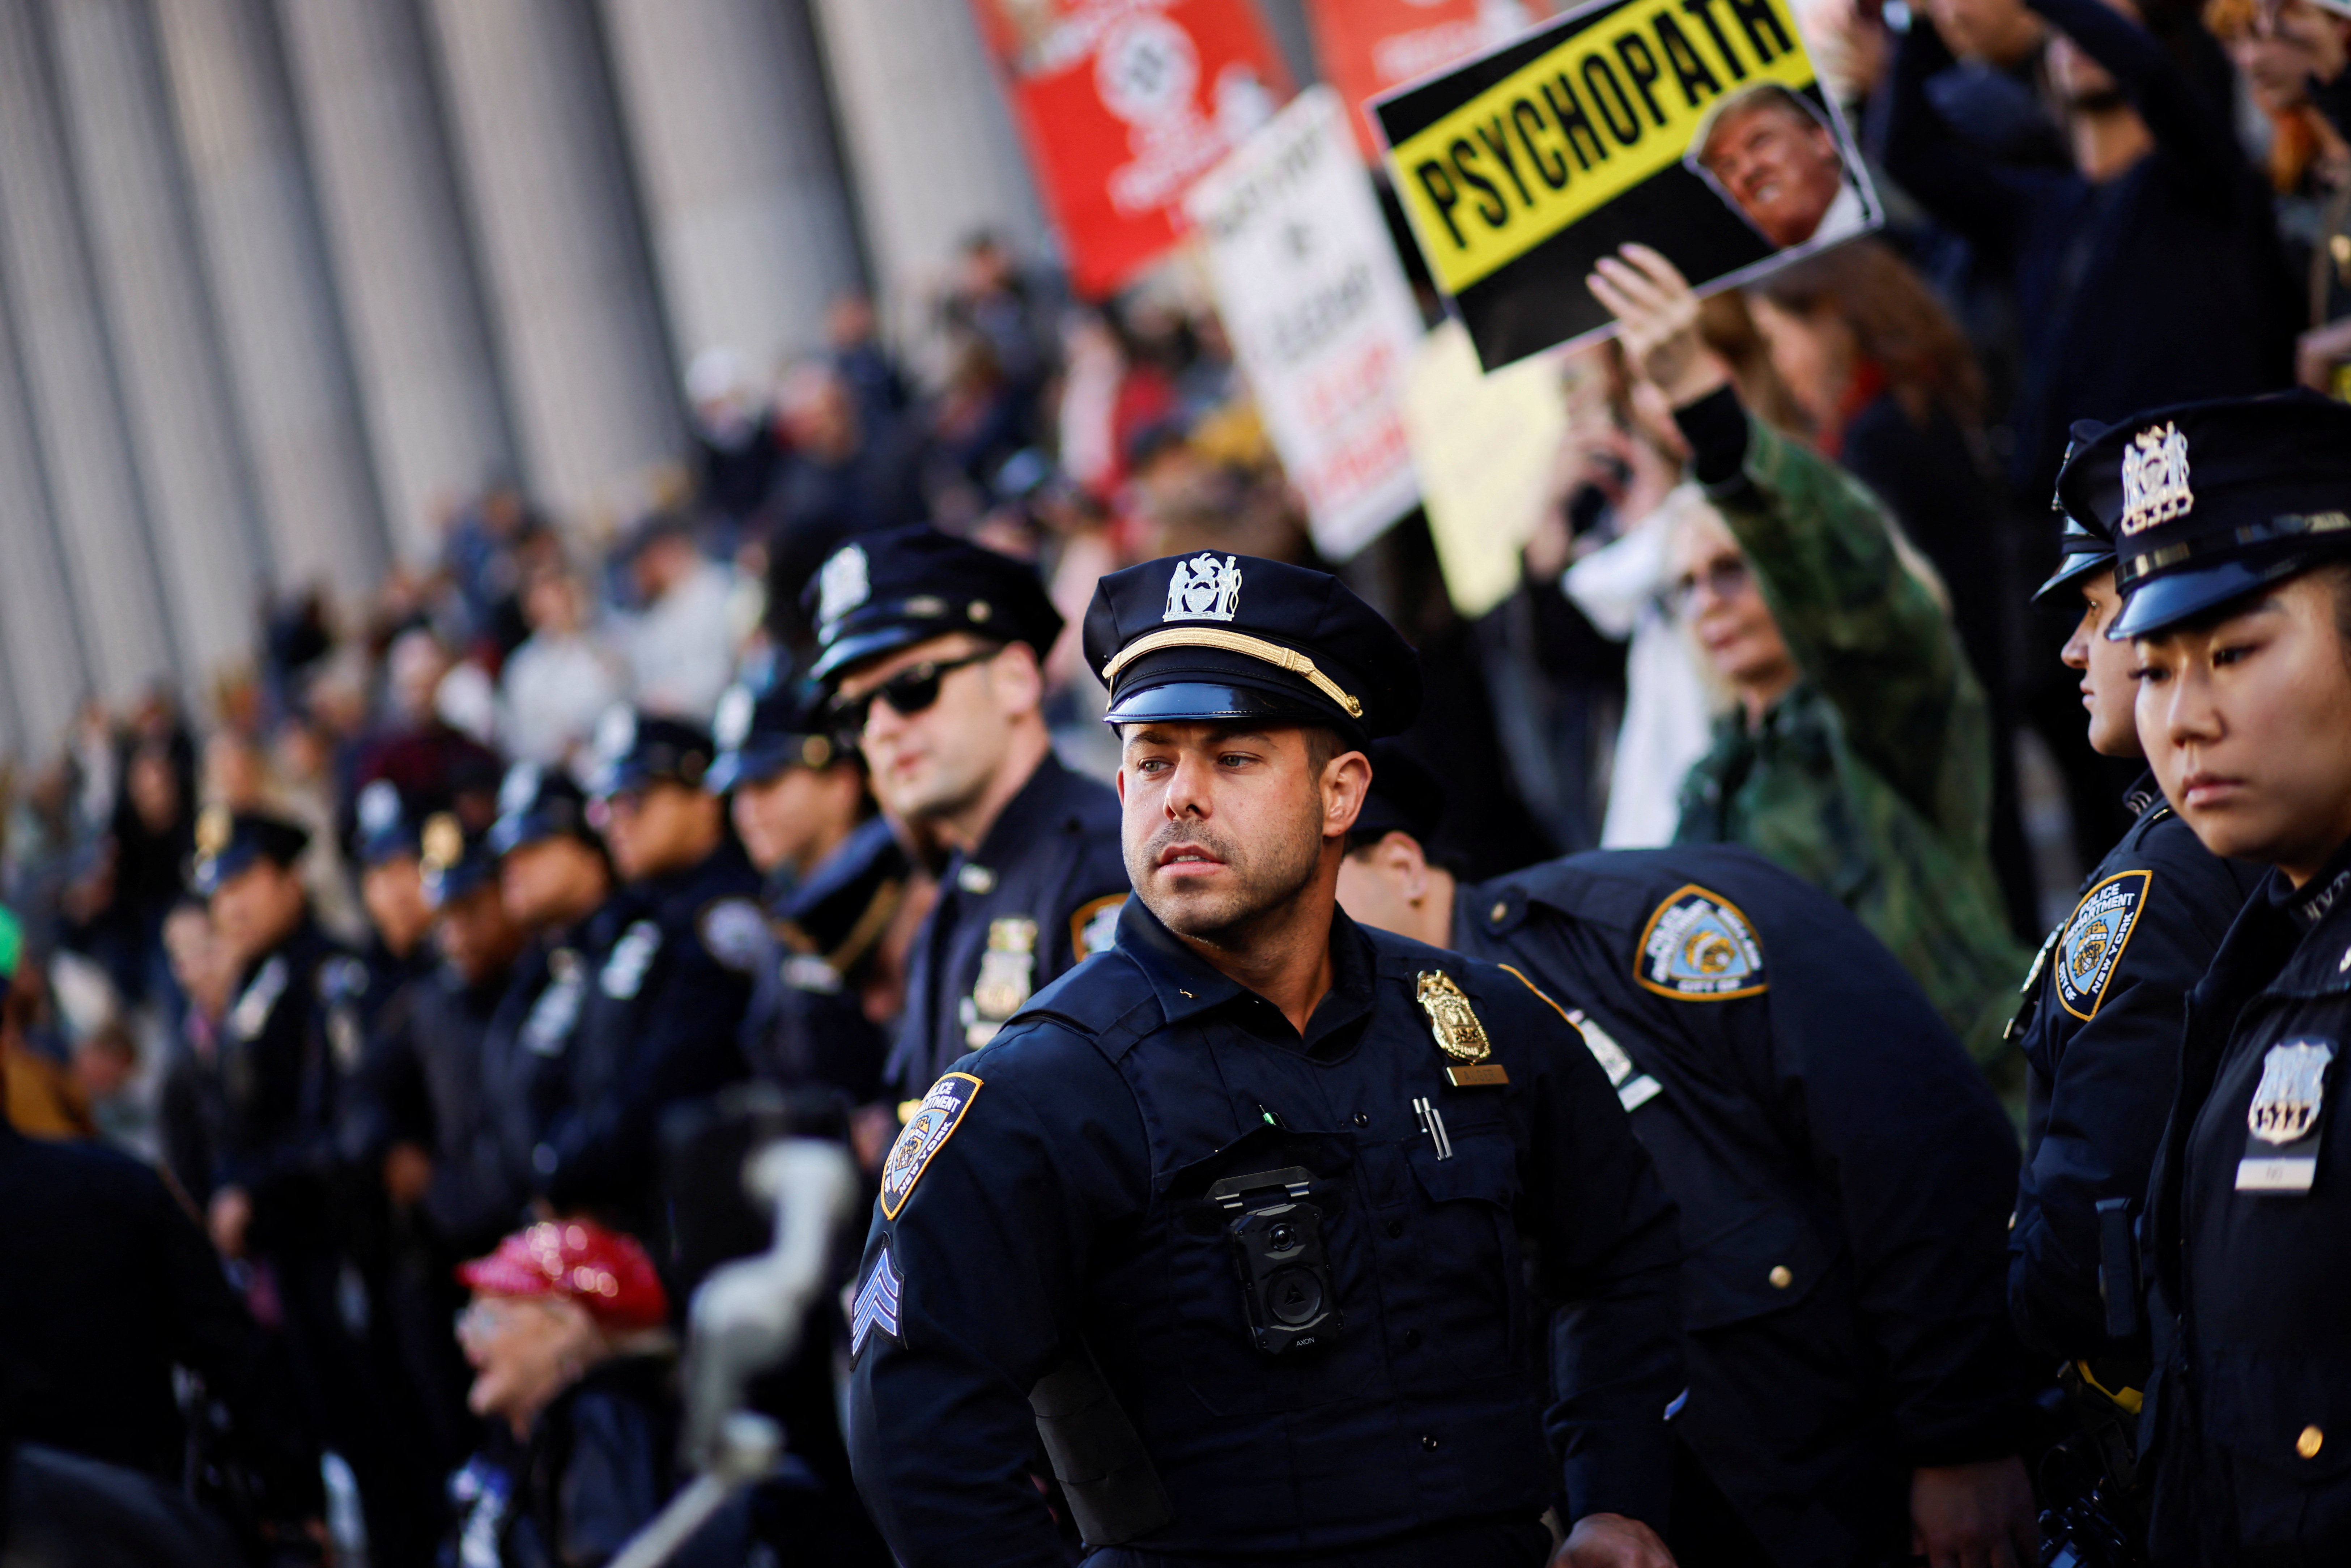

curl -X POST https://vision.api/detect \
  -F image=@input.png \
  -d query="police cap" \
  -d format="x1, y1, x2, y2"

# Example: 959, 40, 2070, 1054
192, 806, 310, 897
1351, 740, 1449, 844
419, 812, 496, 909
584, 706, 714, 797
488, 761, 595, 856
706, 679, 841, 794
2061, 392, 2351, 639
353, 778, 425, 868
2033, 420, 2119, 604
804, 528, 1063, 684
1083, 552, 1422, 743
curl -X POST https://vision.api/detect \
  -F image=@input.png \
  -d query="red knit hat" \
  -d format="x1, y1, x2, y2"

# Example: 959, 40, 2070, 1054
456, 1219, 668, 1332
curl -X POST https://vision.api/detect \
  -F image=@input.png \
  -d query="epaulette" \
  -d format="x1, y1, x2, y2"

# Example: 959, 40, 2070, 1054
1003, 948, 1162, 1063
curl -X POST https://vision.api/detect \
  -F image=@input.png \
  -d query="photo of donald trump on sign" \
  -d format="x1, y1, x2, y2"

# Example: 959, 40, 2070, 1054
1687, 80, 1870, 249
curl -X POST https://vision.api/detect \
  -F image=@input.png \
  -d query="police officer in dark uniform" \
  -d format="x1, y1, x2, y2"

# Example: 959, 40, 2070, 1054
482, 762, 629, 1229
2079, 392, 2351, 1565
805, 528, 1127, 1106
847, 553, 1684, 1568
1335, 746, 2038, 1568
711, 677, 909, 1107
533, 710, 764, 1249
350, 778, 438, 1042
192, 807, 436, 1564
2002, 448, 2262, 1501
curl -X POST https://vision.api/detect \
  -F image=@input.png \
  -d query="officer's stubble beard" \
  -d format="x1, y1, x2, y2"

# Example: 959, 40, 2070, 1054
1123, 723, 1350, 955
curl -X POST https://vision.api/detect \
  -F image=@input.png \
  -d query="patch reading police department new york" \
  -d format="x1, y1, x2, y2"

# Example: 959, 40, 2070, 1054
1636, 885, 1767, 999
2055, 870, 2150, 1022
879, 1071, 982, 1220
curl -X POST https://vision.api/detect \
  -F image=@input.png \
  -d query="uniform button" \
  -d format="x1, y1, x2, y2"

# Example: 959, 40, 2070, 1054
1768, 1265, 1793, 1289
1386, 1220, 1404, 1238
1353, 1112, 1370, 1127
1419, 1433, 1438, 1451
1489, 901, 1508, 923
1404, 1329, 1422, 1350
2300, 1425, 2325, 1459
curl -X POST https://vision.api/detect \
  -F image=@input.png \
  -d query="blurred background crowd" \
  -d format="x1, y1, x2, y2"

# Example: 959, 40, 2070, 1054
0, 0, 2347, 1561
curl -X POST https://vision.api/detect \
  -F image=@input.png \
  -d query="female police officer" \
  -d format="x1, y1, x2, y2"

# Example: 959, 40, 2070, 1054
844, 553, 1685, 1568
2078, 390, 2351, 1564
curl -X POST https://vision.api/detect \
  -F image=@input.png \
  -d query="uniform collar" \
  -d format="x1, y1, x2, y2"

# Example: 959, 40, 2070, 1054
1113, 894, 1377, 1055
957, 752, 1086, 885
2122, 770, 2164, 819
2277, 835, 2351, 933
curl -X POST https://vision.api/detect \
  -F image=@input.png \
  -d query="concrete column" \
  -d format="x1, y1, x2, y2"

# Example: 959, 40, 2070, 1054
602, 0, 862, 373
805, 0, 1052, 318
424, 0, 681, 518
275, 0, 515, 562
155, 0, 387, 601
0, 259, 93, 751
47, 0, 265, 679
0, 0, 173, 700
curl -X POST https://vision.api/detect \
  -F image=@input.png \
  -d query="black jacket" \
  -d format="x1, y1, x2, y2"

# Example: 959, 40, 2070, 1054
1455, 845, 2034, 1568
887, 752, 1127, 1100
2008, 775, 2261, 1371
2144, 840, 2351, 1563
849, 897, 1683, 1565
213, 918, 364, 1253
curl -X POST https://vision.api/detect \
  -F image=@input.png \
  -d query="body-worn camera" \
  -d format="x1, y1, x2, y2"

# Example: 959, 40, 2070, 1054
1208, 1166, 1341, 1355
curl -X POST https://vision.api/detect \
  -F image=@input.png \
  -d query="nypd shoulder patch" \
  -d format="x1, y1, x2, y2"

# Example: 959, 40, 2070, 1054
851, 1243, 904, 1360
879, 1071, 983, 1220
1636, 885, 1767, 1000
697, 897, 770, 974
1070, 893, 1126, 960
2055, 870, 2151, 1021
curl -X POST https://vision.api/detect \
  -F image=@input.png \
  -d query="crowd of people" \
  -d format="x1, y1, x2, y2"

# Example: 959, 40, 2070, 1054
3, 0, 2351, 1564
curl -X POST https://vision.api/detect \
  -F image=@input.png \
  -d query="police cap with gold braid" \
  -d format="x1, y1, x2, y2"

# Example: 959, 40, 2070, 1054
2058, 391, 2351, 639
191, 806, 310, 897
1082, 552, 1422, 743
805, 527, 1064, 684
707, 677, 841, 794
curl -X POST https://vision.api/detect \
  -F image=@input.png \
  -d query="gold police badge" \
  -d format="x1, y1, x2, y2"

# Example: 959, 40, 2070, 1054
965, 916, 1038, 1047
1418, 970, 1507, 1087
421, 812, 464, 874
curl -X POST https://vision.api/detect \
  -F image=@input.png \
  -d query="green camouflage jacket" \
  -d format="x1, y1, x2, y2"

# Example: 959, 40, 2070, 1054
1673, 415, 2031, 1069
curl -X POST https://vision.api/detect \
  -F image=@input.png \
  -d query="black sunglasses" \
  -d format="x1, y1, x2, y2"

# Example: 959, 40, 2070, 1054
830, 650, 996, 734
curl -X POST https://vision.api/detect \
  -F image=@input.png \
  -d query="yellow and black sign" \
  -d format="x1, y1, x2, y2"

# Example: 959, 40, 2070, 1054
1371, 0, 1876, 369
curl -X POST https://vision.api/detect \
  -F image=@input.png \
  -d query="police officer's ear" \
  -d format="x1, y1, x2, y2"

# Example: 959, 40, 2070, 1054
981, 638, 1045, 718
1311, 735, 1373, 844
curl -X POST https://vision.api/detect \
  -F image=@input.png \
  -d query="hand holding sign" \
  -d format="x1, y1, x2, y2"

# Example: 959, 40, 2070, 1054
1586, 243, 1729, 407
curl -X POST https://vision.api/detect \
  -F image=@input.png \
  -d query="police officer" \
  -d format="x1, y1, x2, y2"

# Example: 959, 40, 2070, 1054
533, 710, 764, 1245
351, 778, 438, 1033
711, 677, 910, 1108
806, 527, 1127, 1104
2004, 452, 2262, 1436
847, 553, 1684, 1568
192, 807, 435, 1564
1335, 745, 2038, 1568
2081, 392, 2351, 1564
482, 762, 628, 1229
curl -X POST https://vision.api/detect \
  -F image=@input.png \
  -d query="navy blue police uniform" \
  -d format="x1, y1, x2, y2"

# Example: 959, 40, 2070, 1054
480, 763, 633, 1206
1353, 747, 2035, 1567
2004, 488, 2261, 1386
194, 808, 439, 1563
532, 712, 765, 1236
710, 678, 910, 1105
845, 553, 1685, 1567
2077, 393, 2351, 1564
803, 528, 1127, 1105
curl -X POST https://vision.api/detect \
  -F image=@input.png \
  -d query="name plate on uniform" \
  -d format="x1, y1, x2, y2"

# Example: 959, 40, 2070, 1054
1445, 1062, 1509, 1088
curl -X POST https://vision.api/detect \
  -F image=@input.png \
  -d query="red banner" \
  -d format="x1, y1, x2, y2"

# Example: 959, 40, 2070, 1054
971, 0, 1292, 298
1302, 0, 1534, 160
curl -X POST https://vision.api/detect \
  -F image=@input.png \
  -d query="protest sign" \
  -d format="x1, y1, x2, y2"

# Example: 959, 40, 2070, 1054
1300, 0, 1535, 160
1403, 318, 1566, 617
1186, 86, 1425, 559
1370, 0, 1879, 369
971, 0, 1292, 298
